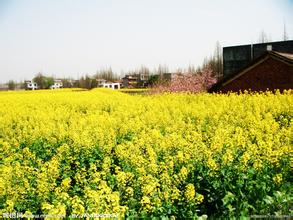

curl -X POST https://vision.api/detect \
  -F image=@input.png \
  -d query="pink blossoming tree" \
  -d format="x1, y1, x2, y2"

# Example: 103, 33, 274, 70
150, 68, 217, 94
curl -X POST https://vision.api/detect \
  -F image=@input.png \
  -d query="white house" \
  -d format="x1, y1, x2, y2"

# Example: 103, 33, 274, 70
25, 80, 38, 90
102, 82, 121, 90
50, 80, 63, 89
96, 79, 107, 87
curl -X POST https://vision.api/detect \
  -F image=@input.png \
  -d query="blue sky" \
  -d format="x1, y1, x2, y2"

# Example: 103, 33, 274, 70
0, 0, 292, 83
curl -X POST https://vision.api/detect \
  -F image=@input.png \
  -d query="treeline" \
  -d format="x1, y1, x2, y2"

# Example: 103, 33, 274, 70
3, 42, 224, 90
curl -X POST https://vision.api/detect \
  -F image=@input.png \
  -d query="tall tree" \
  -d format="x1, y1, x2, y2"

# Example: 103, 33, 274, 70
187, 64, 196, 74
258, 30, 269, 43
200, 41, 223, 79
156, 64, 169, 77
8, 80, 16, 90
95, 67, 118, 82
214, 41, 223, 78
283, 22, 288, 41
138, 65, 150, 75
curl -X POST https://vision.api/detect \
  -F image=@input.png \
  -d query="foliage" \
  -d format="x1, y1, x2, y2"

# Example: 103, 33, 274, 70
147, 75, 160, 87
7, 80, 16, 90
33, 73, 54, 89
78, 75, 97, 89
119, 88, 149, 95
150, 68, 217, 94
0, 89, 292, 218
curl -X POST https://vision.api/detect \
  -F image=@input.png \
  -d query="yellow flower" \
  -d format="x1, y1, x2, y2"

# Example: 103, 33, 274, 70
195, 193, 204, 204
273, 174, 283, 184
141, 196, 152, 212
0, 88, 291, 216
207, 158, 218, 171
61, 177, 71, 190
184, 184, 195, 202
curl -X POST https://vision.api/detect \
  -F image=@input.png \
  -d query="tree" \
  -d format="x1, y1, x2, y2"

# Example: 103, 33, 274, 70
187, 64, 197, 74
283, 22, 288, 41
33, 73, 44, 89
138, 65, 150, 76
33, 73, 54, 89
200, 41, 223, 79
77, 75, 97, 89
8, 80, 16, 90
95, 67, 118, 82
61, 78, 74, 88
78, 76, 85, 88
258, 30, 269, 43
150, 68, 217, 94
44, 76, 54, 89
155, 64, 169, 77
214, 41, 223, 78
148, 75, 160, 86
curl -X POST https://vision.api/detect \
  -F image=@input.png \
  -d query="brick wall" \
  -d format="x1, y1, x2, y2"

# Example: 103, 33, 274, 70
220, 57, 293, 92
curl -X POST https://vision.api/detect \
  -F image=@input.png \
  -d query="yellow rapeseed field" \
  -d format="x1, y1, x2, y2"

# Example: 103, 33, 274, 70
0, 89, 292, 218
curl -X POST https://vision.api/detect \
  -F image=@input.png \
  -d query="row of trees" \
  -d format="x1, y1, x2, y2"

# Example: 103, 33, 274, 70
3, 44, 223, 91
5, 74, 58, 90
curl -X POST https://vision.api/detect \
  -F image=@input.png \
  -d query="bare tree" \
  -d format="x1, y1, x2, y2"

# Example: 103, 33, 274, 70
283, 22, 288, 41
156, 64, 169, 77
95, 67, 118, 82
187, 64, 196, 74
214, 41, 223, 78
258, 30, 269, 43
138, 65, 150, 75
199, 41, 223, 79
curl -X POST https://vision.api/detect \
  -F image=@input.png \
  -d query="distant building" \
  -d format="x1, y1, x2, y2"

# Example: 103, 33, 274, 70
102, 82, 121, 90
51, 80, 63, 89
138, 72, 149, 87
50, 80, 63, 89
96, 78, 121, 89
122, 75, 138, 88
96, 79, 107, 87
25, 80, 38, 90
122, 73, 150, 88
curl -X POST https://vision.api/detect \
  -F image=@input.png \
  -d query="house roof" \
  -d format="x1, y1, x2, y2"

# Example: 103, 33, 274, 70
209, 51, 293, 92
274, 52, 293, 60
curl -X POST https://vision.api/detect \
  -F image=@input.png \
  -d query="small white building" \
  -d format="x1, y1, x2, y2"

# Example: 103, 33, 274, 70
96, 79, 107, 87
25, 80, 38, 90
102, 82, 121, 90
50, 80, 63, 89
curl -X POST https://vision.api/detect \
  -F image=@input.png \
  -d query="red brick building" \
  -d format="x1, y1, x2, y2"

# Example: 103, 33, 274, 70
209, 51, 293, 93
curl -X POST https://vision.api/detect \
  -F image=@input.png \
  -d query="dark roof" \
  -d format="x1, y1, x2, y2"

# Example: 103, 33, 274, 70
223, 40, 293, 50
209, 51, 293, 92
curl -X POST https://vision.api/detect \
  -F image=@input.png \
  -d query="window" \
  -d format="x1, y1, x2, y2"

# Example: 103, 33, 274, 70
267, 45, 272, 51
